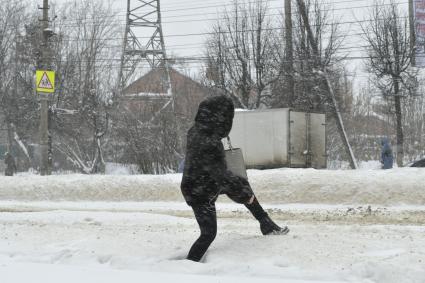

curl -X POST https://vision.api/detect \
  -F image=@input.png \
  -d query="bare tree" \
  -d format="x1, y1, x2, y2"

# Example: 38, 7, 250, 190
361, 0, 416, 166
0, 1, 21, 142
112, 66, 209, 174
291, 0, 344, 111
0, 0, 36, 169
114, 106, 179, 174
204, 0, 283, 109
50, 0, 120, 173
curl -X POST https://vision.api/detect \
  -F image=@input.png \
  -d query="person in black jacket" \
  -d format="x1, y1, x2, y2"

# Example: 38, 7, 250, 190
4, 152, 17, 176
181, 95, 289, 262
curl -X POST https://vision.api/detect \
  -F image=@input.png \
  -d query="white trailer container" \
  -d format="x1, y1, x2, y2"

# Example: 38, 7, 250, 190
224, 108, 326, 169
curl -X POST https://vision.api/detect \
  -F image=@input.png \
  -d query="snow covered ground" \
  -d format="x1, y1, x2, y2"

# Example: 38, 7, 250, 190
2, 168, 425, 205
1, 168, 425, 282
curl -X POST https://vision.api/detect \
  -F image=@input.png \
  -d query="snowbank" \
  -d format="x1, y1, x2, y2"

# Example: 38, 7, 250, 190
2, 263, 309, 283
105, 162, 138, 175
1, 210, 424, 283
1, 168, 424, 205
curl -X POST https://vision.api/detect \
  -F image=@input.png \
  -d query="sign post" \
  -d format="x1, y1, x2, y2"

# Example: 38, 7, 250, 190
36, 70, 55, 176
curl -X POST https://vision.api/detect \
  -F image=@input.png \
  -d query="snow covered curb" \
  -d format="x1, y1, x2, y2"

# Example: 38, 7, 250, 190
1, 201, 425, 225
0, 168, 424, 205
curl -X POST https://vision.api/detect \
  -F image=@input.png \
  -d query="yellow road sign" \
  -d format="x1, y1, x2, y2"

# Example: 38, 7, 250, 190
36, 70, 55, 93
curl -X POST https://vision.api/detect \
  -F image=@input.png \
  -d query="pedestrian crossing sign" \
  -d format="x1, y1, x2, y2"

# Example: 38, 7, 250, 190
36, 70, 55, 93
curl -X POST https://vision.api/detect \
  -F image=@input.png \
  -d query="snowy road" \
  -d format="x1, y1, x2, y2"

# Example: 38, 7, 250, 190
1, 207, 424, 283
1, 169, 425, 282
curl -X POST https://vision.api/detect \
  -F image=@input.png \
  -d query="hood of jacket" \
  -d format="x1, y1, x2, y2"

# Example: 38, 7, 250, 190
381, 137, 390, 147
194, 95, 235, 138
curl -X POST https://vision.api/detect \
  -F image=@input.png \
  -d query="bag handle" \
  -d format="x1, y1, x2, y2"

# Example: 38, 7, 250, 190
226, 136, 234, 151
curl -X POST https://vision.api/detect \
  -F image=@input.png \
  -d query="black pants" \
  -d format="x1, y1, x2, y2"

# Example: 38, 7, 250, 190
187, 198, 268, 262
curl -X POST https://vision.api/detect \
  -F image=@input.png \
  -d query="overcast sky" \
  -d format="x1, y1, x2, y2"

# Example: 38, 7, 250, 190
35, 0, 410, 92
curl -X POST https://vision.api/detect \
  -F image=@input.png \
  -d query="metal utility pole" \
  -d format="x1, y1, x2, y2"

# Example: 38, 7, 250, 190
409, 0, 416, 67
38, 0, 53, 175
118, 0, 172, 96
285, 0, 295, 107
296, 0, 358, 169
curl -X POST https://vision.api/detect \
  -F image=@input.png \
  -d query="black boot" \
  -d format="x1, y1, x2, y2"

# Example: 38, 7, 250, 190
245, 197, 289, 235
259, 216, 289, 235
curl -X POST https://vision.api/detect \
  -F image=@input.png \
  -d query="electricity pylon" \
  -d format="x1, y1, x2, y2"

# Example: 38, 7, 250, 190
118, 0, 172, 95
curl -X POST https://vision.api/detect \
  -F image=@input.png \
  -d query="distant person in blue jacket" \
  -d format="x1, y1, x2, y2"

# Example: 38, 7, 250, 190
177, 157, 185, 173
380, 138, 393, 169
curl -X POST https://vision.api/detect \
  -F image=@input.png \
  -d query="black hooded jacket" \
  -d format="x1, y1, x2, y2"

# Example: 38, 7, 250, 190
181, 95, 253, 206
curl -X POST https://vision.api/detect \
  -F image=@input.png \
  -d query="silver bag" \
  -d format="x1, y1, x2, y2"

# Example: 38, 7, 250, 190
224, 137, 248, 179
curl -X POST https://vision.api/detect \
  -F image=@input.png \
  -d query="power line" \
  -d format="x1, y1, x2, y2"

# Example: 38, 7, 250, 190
48, 0, 410, 66
17, 1, 414, 80
55, 13, 409, 28
162, 0, 407, 14
54, 0, 409, 26
55, 29, 371, 43
161, 0, 375, 10
95, 41, 372, 53
50, 53, 422, 65
48, 30, 397, 63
